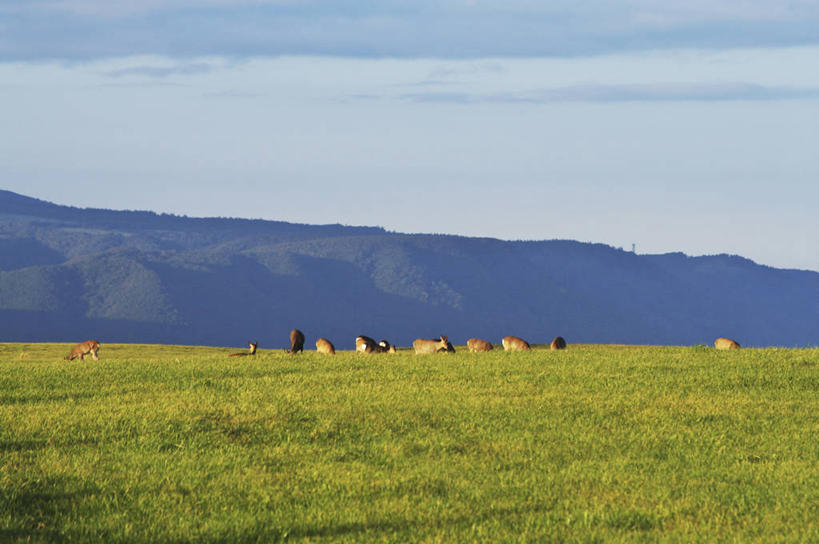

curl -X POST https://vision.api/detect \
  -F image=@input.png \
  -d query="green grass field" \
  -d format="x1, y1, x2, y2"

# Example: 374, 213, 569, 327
1, 342, 817, 543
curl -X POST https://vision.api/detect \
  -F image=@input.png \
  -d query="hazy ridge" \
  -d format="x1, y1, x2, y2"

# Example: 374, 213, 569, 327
1, 190, 816, 348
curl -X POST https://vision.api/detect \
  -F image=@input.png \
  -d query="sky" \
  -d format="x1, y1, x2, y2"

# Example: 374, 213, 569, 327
1, 1, 818, 272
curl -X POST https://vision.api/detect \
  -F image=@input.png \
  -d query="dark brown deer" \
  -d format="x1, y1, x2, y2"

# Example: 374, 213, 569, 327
229, 341, 258, 357
550, 336, 567, 350
502, 336, 530, 351
413, 335, 449, 354
289, 329, 305, 354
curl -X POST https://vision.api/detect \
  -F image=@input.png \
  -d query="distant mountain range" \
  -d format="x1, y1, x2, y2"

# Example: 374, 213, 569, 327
0, 189, 816, 348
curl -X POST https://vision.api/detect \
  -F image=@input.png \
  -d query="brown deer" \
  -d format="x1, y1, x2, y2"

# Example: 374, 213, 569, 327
714, 337, 741, 350
467, 338, 493, 352
289, 329, 305, 354
229, 341, 258, 357
316, 337, 336, 355
356, 335, 377, 353
550, 336, 567, 350
356, 336, 396, 353
413, 335, 450, 354
502, 336, 531, 351
65, 340, 100, 361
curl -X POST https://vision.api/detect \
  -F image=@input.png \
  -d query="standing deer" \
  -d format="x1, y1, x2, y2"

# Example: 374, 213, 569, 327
316, 338, 336, 355
229, 341, 258, 357
413, 335, 450, 354
550, 336, 567, 350
289, 329, 305, 354
714, 337, 741, 350
467, 338, 493, 352
65, 340, 100, 361
502, 336, 531, 351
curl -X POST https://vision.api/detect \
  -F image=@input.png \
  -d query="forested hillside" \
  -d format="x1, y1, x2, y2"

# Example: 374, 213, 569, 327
1, 190, 817, 348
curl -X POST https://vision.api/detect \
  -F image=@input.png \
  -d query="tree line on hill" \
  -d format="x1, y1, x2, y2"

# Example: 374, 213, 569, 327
1, 189, 817, 348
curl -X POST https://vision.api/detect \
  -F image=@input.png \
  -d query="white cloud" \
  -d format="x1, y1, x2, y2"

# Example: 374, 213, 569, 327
396, 83, 819, 104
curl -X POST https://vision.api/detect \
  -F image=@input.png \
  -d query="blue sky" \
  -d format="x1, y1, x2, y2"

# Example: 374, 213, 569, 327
1, 1, 818, 271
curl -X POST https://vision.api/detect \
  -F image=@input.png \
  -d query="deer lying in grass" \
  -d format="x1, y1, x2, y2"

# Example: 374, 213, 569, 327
65, 340, 100, 361
467, 338, 493, 352
550, 336, 567, 350
714, 337, 741, 350
413, 335, 450, 354
229, 341, 258, 357
502, 336, 531, 351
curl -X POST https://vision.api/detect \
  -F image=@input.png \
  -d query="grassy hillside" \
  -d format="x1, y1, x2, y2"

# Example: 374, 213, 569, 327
1, 343, 817, 542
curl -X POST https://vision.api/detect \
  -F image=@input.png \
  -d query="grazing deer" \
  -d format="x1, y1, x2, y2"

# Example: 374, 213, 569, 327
437, 341, 456, 353
65, 340, 100, 361
467, 338, 493, 352
714, 337, 741, 350
413, 335, 450, 354
378, 340, 398, 353
502, 336, 531, 351
356, 335, 378, 353
289, 329, 305, 354
550, 336, 567, 350
229, 341, 258, 357
356, 336, 396, 353
316, 337, 336, 355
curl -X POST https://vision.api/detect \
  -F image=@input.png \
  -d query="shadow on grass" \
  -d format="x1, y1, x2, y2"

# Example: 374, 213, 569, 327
0, 475, 100, 542
0, 437, 99, 453
0, 528, 64, 543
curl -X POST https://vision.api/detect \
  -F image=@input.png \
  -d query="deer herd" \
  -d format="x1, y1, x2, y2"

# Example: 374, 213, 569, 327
63, 333, 743, 361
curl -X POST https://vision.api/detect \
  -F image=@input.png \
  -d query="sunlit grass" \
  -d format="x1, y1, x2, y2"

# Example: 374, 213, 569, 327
1, 342, 817, 542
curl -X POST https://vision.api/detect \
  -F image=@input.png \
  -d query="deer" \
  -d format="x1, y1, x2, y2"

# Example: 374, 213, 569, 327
356, 335, 396, 353
229, 341, 258, 357
288, 329, 305, 354
502, 336, 531, 351
413, 335, 450, 354
714, 337, 741, 350
437, 341, 456, 353
467, 338, 493, 352
65, 340, 100, 361
550, 336, 567, 350
316, 337, 336, 355
378, 340, 398, 353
